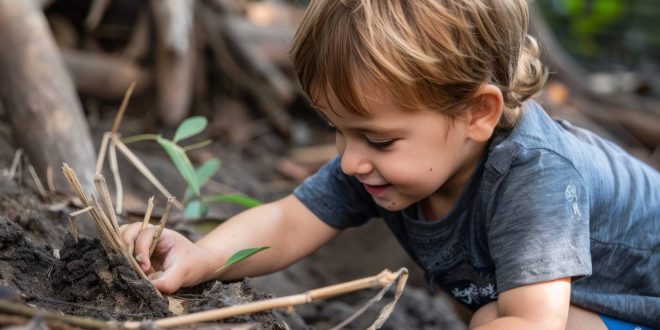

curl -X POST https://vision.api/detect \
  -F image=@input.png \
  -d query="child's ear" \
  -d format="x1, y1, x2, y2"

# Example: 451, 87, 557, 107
466, 84, 504, 142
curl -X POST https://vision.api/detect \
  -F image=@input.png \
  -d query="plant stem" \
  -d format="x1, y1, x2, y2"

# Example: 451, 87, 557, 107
182, 139, 212, 152
111, 81, 135, 134
121, 133, 159, 145
111, 136, 183, 210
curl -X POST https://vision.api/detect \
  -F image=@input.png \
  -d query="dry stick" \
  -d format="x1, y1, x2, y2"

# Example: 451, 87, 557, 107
46, 165, 56, 192
6, 148, 23, 180
141, 196, 155, 230
63, 164, 157, 291
149, 197, 174, 256
90, 194, 124, 253
0, 300, 108, 330
91, 174, 156, 288
111, 136, 184, 210
330, 268, 409, 330
94, 81, 134, 174
111, 81, 135, 134
95, 132, 111, 174
109, 141, 123, 214
26, 163, 48, 200
94, 173, 120, 232
67, 206, 94, 242
123, 268, 409, 329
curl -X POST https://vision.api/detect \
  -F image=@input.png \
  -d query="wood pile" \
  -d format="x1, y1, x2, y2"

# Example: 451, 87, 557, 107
0, 0, 657, 193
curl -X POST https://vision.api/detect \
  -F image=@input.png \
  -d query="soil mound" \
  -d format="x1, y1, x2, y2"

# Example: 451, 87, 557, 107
0, 217, 286, 328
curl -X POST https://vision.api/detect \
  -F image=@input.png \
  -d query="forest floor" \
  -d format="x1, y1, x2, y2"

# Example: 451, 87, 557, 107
0, 110, 466, 329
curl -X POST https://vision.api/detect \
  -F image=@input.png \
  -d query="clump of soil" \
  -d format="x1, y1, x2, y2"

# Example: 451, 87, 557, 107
0, 217, 287, 328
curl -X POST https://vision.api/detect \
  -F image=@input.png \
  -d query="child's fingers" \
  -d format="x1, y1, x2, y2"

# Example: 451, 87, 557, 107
150, 262, 186, 294
134, 226, 157, 271
119, 223, 141, 252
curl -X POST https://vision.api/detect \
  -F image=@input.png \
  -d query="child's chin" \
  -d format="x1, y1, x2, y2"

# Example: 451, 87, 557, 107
373, 197, 411, 211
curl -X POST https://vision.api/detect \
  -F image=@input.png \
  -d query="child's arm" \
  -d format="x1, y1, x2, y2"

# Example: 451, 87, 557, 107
120, 194, 340, 293
472, 278, 571, 330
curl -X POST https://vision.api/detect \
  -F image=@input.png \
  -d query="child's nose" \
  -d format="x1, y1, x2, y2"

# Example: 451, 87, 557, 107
339, 143, 373, 176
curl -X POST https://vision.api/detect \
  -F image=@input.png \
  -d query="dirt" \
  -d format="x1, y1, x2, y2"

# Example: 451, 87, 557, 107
0, 209, 286, 329
0, 115, 466, 329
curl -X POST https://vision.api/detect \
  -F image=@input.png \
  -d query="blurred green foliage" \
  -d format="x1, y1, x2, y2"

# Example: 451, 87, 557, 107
537, 0, 660, 71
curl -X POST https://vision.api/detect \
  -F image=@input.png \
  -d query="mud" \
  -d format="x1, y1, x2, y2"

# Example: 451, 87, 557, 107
0, 217, 285, 328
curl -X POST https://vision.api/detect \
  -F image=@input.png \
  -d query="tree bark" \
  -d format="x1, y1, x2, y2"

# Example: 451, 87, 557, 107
0, 0, 96, 192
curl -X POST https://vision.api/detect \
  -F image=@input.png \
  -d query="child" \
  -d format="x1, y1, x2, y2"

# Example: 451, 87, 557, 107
121, 0, 660, 328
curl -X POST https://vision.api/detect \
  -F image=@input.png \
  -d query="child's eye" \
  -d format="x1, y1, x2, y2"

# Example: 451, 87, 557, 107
366, 138, 394, 150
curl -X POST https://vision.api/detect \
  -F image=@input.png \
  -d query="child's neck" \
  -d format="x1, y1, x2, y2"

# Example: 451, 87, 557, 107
420, 144, 486, 221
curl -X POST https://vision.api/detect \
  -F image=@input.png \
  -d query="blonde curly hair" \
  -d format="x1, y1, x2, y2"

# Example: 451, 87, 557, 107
290, 0, 548, 130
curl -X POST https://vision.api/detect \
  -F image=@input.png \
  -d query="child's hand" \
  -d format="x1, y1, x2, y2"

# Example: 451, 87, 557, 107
119, 223, 213, 294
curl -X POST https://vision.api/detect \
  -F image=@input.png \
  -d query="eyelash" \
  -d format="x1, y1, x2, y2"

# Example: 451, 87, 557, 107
365, 139, 394, 150
330, 126, 394, 150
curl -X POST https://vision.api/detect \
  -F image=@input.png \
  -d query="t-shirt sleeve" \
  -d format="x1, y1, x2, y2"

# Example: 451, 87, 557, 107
488, 151, 592, 293
294, 156, 379, 229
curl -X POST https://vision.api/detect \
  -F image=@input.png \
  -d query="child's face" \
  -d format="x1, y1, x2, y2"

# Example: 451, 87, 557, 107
316, 91, 485, 214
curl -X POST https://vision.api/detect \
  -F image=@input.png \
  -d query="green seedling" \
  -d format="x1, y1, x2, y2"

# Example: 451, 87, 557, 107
215, 247, 270, 274
123, 116, 263, 220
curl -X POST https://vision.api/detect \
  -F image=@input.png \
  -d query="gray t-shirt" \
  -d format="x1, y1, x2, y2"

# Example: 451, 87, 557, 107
294, 101, 660, 327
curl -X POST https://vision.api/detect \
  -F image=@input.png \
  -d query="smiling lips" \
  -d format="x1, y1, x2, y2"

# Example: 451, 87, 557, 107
363, 183, 390, 196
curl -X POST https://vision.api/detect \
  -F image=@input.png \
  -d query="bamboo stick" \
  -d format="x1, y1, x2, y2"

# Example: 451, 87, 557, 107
123, 268, 408, 329
149, 197, 174, 256
0, 300, 107, 330
94, 173, 120, 232
95, 132, 111, 174
141, 196, 155, 230
109, 141, 123, 214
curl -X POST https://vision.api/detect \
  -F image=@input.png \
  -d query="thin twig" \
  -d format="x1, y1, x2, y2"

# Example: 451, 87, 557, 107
123, 268, 409, 329
27, 163, 48, 200
6, 148, 23, 180
109, 141, 123, 214
149, 197, 175, 256
141, 196, 155, 230
111, 82, 136, 134
95, 132, 111, 174
94, 173, 120, 232
0, 300, 108, 329
68, 206, 94, 243
330, 268, 409, 330
111, 136, 183, 210
46, 165, 56, 192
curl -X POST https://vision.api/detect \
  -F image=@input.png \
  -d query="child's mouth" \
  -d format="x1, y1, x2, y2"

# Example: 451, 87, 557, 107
363, 183, 390, 197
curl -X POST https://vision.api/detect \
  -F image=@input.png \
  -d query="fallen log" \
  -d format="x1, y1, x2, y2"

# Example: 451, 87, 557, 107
150, 0, 196, 126
0, 0, 96, 192
63, 48, 151, 101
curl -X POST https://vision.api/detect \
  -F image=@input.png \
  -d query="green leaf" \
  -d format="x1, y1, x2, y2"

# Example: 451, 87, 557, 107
216, 247, 270, 273
156, 135, 201, 195
202, 194, 262, 208
183, 159, 221, 202
183, 200, 208, 220
174, 116, 207, 142
195, 159, 221, 187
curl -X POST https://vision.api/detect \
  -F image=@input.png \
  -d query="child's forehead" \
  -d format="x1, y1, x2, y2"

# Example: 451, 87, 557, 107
311, 83, 398, 118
